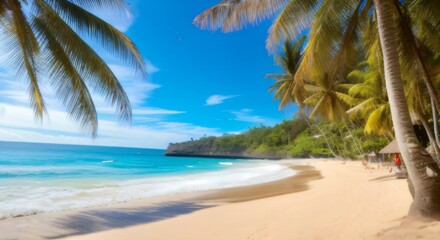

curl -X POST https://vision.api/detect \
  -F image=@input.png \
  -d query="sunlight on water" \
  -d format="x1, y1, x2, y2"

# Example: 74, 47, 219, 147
0, 141, 296, 219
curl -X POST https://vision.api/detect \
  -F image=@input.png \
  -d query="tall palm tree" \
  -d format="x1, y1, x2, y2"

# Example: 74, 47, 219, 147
195, 0, 440, 218
374, 0, 440, 218
348, 12, 440, 160
1, 0, 146, 138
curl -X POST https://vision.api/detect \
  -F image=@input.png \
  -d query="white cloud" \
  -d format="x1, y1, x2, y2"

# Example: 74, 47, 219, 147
230, 109, 276, 125
0, 62, 162, 114
104, 63, 161, 107
86, 5, 134, 32
205, 94, 238, 106
0, 103, 220, 149
0, 58, 215, 149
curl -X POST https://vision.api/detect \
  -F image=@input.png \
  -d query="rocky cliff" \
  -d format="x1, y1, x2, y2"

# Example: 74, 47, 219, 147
165, 140, 281, 159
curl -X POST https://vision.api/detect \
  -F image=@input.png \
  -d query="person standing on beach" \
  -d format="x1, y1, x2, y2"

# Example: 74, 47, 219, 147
394, 153, 402, 171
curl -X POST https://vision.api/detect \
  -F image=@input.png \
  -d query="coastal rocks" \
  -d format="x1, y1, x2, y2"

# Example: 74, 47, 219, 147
165, 140, 281, 159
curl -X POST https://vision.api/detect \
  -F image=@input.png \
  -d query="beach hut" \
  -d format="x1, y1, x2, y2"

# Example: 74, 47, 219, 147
379, 140, 400, 154
379, 140, 407, 178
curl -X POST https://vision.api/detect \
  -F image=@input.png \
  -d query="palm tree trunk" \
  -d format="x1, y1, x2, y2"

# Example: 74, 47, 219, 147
432, 101, 440, 145
374, 0, 440, 219
415, 112, 440, 162
394, 4, 440, 146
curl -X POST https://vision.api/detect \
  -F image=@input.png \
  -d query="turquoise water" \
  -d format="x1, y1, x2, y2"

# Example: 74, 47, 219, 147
0, 141, 295, 219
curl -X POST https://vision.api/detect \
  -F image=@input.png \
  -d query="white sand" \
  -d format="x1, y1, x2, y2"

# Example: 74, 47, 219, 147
64, 160, 440, 240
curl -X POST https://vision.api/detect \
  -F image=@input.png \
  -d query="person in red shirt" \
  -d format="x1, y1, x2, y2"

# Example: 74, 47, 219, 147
394, 153, 402, 170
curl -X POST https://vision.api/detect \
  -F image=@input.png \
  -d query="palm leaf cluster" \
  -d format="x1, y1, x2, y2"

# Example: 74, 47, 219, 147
196, 0, 440, 154
1, 0, 145, 137
196, 0, 440, 219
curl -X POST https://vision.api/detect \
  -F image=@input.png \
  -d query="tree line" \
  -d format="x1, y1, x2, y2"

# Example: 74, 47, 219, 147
195, 117, 388, 159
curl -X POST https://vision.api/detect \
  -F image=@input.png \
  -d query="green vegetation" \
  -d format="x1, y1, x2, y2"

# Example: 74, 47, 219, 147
192, 117, 388, 159
195, 0, 440, 217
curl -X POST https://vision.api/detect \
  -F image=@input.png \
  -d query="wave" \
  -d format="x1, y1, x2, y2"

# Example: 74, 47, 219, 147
219, 162, 233, 166
0, 161, 296, 219
102, 160, 117, 163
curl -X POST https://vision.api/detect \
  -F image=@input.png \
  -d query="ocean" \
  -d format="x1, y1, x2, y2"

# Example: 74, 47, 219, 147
0, 141, 295, 219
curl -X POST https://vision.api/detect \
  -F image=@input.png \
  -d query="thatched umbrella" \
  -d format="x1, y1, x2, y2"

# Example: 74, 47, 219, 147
379, 140, 408, 178
379, 140, 400, 154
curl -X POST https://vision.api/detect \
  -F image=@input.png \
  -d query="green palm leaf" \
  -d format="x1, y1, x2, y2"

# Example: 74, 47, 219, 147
8, 0, 46, 118
34, 0, 132, 125
0, 0, 145, 137
266, 0, 319, 50
45, 0, 145, 76
34, 17, 98, 137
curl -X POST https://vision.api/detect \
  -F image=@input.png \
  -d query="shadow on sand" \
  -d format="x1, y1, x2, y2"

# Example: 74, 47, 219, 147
44, 201, 211, 239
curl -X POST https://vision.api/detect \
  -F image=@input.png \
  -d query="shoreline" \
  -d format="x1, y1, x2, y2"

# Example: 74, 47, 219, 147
0, 159, 318, 240
3, 159, 438, 240
198, 164, 322, 203
0, 158, 298, 221
62, 160, 420, 240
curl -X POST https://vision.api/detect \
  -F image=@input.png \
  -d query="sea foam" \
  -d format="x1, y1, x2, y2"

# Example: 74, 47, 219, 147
0, 161, 295, 219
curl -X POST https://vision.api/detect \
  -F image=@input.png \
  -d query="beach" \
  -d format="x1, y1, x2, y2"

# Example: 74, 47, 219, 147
3, 159, 438, 240
62, 160, 438, 240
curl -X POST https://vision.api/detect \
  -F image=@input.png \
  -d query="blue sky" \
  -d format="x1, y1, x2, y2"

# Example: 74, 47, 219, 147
0, 0, 297, 149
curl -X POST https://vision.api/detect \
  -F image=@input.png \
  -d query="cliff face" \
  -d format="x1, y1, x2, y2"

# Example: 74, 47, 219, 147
165, 140, 281, 159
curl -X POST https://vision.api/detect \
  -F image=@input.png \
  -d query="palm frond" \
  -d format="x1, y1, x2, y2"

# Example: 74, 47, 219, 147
266, 0, 319, 50
43, 0, 146, 76
34, 17, 98, 137
194, 0, 287, 32
347, 97, 377, 116
9, 0, 46, 118
327, 0, 364, 81
295, 0, 360, 82
68, 0, 130, 14
406, 0, 440, 57
335, 91, 356, 106
364, 104, 392, 136
34, 0, 132, 123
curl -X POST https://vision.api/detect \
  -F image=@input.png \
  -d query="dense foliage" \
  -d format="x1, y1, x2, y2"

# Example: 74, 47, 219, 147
195, 0, 440, 218
192, 117, 388, 159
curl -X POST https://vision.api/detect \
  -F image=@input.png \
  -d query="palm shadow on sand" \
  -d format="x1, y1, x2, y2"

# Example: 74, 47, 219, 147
45, 201, 211, 239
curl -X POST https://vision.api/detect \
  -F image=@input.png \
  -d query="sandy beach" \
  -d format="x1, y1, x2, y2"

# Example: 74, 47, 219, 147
63, 160, 440, 240
3, 159, 440, 240
62, 159, 435, 240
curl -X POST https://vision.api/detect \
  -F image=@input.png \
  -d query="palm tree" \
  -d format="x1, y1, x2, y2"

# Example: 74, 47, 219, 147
267, 37, 340, 157
346, 18, 393, 139
348, 13, 440, 161
374, 0, 440, 218
347, 66, 393, 138
195, 0, 440, 218
1, 0, 146, 138
267, 36, 307, 110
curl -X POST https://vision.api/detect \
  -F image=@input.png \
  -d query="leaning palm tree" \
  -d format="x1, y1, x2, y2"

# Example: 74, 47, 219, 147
1, 0, 146, 138
195, 0, 440, 218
